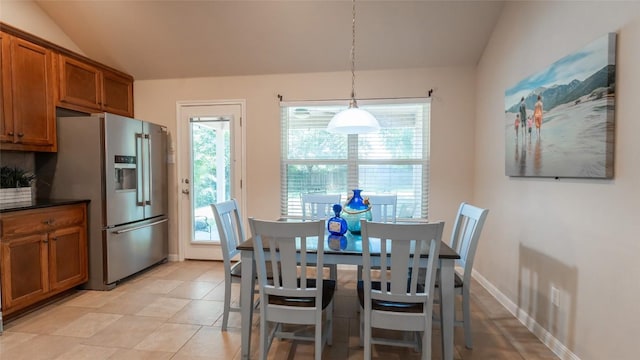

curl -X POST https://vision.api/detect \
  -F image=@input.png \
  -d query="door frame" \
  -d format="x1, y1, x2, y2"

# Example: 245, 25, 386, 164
175, 99, 247, 261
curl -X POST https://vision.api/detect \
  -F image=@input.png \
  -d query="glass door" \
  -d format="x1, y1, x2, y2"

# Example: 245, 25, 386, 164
178, 102, 243, 260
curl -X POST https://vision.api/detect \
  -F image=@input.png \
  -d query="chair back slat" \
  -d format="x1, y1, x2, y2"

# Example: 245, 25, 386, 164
409, 239, 422, 295
457, 217, 476, 266
268, 238, 282, 287
389, 240, 411, 294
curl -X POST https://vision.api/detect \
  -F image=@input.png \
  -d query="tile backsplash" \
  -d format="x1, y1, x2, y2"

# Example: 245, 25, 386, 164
0, 151, 35, 173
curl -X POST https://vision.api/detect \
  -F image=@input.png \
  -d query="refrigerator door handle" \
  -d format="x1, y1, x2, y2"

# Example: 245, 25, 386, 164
144, 133, 152, 205
136, 133, 145, 206
111, 218, 169, 234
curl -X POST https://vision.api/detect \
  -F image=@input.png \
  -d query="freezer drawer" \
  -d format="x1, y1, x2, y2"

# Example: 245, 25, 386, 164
105, 217, 168, 284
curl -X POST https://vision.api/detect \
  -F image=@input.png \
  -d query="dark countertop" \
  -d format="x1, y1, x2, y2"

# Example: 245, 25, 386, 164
0, 199, 90, 213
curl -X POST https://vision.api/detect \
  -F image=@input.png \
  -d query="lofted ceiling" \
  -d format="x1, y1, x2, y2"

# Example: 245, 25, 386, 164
35, 0, 505, 81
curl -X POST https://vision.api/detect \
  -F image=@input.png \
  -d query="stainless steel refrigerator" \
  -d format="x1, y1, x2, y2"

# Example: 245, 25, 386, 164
38, 113, 168, 290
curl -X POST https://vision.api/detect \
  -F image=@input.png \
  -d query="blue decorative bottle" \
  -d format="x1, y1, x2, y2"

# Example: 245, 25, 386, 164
327, 204, 348, 236
341, 189, 372, 234
328, 234, 348, 251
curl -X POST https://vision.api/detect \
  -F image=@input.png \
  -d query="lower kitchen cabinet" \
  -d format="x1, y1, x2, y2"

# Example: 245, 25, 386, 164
0, 233, 49, 311
48, 225, 87, 292
0, 202, 88, 317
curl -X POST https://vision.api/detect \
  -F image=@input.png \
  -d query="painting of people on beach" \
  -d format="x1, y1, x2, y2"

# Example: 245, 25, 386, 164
505, 33, 616, 178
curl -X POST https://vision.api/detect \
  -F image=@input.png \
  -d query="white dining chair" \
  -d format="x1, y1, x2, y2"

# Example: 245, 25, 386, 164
301, 193, 341, 280
248, 218, 335, 360
211, 199, 249, 331
438, 202, 489, 349
301, 193, 342, 220
358, 220, 444, 360
367, 194, 397, 223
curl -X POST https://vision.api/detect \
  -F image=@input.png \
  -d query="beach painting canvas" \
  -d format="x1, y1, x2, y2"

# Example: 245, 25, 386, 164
505, 33, 616, 178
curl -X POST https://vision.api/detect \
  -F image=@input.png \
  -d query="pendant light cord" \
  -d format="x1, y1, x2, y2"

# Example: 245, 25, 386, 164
350, 0, 358, 107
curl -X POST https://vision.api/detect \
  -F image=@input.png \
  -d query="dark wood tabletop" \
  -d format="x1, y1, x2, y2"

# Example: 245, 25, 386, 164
237, 232, 460, 259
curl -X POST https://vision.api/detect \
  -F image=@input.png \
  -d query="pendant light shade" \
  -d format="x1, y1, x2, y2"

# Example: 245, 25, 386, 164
327, 0, 380, 135
327, 101, 380, 134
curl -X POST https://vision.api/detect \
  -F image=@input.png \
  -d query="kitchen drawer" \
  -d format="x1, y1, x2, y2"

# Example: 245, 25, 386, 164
0, 205, 85, 239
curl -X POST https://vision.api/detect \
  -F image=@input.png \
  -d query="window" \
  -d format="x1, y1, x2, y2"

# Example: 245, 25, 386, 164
280, 99, 430, 220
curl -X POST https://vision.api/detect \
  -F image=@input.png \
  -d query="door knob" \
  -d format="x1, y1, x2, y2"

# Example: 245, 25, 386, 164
182, 189, 190, 194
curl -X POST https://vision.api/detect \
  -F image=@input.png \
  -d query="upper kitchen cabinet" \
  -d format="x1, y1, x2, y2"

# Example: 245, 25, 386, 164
0, 31, 9, 143
0, 31, 57, 152
58, 55, 133, 117
57, 55, 101, 110
0, 22, 136, 144
102, 69, 134, 116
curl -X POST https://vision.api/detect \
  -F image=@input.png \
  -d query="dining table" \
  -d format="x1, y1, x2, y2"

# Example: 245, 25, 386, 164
236, 223, 460, 360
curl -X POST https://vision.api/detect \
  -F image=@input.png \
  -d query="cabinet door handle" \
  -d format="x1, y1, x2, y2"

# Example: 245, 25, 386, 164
17, 132, 24, 137
42, 219, 53, 225
52, 237, 57, 241
43, 239, 48, 243
8, 131, 14, 136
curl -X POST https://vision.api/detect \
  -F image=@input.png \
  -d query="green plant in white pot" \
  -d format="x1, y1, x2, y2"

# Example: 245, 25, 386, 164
0, 166, 35, 204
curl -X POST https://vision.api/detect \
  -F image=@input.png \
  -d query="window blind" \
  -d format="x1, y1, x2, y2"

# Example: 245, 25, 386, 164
280, 99, 430, 220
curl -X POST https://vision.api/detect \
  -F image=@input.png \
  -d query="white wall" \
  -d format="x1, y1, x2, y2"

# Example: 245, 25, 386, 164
133, 67, 477, 258
475, 2, 640, 359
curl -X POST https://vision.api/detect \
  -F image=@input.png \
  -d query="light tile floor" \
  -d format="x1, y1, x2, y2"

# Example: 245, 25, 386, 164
0, 260, 559, 359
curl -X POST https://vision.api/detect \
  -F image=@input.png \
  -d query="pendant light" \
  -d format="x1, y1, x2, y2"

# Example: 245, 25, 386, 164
327, 0, 380, 134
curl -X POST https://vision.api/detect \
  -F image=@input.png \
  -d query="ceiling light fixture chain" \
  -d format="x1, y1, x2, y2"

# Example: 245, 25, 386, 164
326, 0, 380, 134
350, 0, 357, 104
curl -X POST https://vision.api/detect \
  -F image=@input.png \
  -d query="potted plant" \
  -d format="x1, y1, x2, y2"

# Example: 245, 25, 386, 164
0, 166, 35, 204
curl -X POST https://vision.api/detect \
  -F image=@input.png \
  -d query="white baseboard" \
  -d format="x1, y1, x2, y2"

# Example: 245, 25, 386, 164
167, 253, 179, 262
471, 269, 580, 360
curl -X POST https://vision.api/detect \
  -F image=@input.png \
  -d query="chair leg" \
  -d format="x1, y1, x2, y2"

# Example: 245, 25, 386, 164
462, 289, 473, 349
222, 274, 231, 331
327, 300, 334, 346
315, 316, 323, 360
260, 311, 269, 360
329, 264, 338, 281
411, 331, 420, 352
422, 326, 432, 360
359, 307, 364, 347
364, 312, 372, 360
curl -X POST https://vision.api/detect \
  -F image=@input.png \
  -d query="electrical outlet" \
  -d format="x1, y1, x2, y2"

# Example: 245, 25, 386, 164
551, 286, 560, 307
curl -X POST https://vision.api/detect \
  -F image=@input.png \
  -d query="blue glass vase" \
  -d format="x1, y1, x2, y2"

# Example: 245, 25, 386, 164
341, 189, 371, 234
327, 204, 348, 236
328, 234, 348, 251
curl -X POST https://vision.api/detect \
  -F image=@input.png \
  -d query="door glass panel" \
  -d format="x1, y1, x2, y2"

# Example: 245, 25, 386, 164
190, 117, 230, 243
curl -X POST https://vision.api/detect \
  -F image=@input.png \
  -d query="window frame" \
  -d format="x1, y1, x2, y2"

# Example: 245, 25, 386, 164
280, 98, 431, 220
